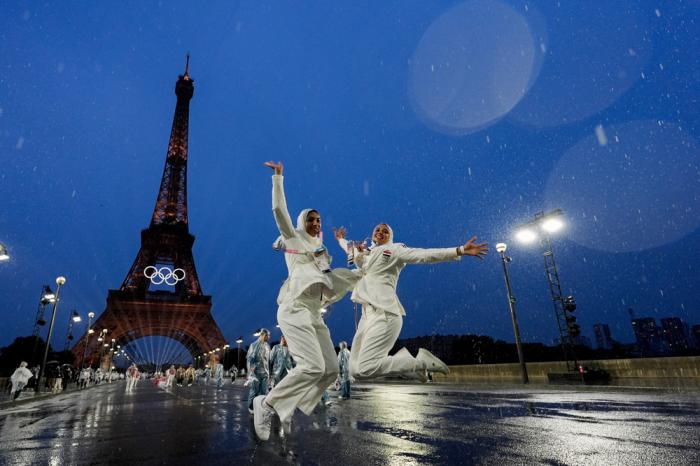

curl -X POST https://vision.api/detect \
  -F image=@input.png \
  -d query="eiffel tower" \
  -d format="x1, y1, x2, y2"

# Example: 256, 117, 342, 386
72, 57, 226, 367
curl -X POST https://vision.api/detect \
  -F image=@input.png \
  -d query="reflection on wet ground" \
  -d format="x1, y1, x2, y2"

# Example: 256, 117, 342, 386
0, 381, 698, 465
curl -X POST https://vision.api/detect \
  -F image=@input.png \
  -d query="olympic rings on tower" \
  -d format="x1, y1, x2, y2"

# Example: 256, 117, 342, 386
143, 266, 186, 286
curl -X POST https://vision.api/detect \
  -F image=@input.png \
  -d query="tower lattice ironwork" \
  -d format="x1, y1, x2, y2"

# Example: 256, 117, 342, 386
72, 58, 226, 367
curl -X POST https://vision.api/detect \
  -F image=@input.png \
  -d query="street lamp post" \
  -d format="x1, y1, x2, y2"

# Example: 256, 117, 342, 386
98, 329, 108, 372
235, 337, 243, 370
108, 339, 116, 382
514, 209, 579, 373
36, 276, 66, 393
496, 243, 528, 384
31, 285, 55, 366
80, 311, 95, 369
64, 310, 81, 351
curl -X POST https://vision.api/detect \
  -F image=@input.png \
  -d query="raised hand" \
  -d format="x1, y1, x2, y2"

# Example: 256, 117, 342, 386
333, 226, 347, 240
461, 236, 488, 260
264, 161, 283, 175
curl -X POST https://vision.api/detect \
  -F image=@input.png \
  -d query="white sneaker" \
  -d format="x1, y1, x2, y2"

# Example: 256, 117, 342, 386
280, 417, 292, 437
337, 395, 344, 399
417, 348, 450, 374
253, 396, 275, 441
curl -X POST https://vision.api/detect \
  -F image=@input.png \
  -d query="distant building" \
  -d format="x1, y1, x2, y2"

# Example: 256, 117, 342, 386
593, 323, 615, 350
660, 317, 691, 354
631, 317, 665, 356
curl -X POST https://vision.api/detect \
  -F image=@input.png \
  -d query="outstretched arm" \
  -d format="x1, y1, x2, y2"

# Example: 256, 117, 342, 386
334, 226, 367, 267
265, 161, 296, 239
397, 235, 488, 264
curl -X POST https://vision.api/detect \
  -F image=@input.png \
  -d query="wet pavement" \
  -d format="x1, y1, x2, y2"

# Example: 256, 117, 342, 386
0, 380, 698, 465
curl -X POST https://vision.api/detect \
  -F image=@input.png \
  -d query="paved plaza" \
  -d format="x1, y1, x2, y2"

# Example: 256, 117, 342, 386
0, 380, 698, 465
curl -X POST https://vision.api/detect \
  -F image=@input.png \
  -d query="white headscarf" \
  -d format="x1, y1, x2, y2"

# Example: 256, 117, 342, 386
273, 208, 322, 251
370, 223, 394, 248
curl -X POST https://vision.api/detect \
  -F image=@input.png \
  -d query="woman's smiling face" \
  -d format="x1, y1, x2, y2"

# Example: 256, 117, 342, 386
373, 224, 391, 245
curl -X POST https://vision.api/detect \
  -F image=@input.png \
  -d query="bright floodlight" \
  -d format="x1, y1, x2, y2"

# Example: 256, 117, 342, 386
43, 287, 56, 301
0, 243, 9, 261
223, 344, 229, 349
88, 329, 95, 334
541, 217, 564, 233
235, 338, 243, 344
88, 311, 95, 319
103, 343, 109, 347
321, 308, 328, 314
515, 228, 538, 244
71, 311, 81, 322
56, 276, 66, 285
495, 243, 507, 253
253, 331, 260, 337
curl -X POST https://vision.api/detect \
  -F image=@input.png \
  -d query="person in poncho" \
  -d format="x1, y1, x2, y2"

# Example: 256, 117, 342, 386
246, 329, 270, 413
10, 361, 34, 400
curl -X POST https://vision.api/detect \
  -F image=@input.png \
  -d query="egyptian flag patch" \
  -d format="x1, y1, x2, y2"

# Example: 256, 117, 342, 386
382, 250, 392, 261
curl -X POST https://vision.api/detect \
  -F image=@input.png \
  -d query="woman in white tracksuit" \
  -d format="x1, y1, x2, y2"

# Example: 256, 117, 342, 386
254, 161, 358, 441
335, 223, 488, 380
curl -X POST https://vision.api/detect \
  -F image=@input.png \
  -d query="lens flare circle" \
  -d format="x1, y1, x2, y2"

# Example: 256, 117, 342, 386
409, 0, 539, 135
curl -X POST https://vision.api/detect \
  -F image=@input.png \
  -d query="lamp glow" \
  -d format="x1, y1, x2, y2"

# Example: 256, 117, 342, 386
515, 228, 537, 244
541, 217, 564, 233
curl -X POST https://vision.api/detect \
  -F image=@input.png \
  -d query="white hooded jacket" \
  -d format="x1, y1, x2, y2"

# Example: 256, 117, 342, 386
339, 231, 461, 316
11, 366, 33, 385
272, 175, 359, 306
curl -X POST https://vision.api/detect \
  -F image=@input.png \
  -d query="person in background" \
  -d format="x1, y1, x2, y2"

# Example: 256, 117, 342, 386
269, 335, 294, 388
184, 364, 195, 387
247, 329, 271, 413
337, 341, 351, 400
213, 355, 225, 389
10, 362, 34, 400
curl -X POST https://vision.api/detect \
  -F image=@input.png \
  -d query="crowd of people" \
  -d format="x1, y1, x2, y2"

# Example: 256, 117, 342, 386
5, 361, 125, 401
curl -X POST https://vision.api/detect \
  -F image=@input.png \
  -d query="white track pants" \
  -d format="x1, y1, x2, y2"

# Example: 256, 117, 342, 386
126, 377, 137, 391
265, 288, 339, 423
349, 305, 420, 380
